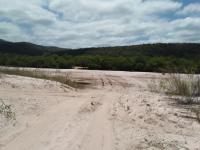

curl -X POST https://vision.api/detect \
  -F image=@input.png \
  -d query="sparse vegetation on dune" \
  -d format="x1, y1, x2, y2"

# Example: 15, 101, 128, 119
149, 73, 200, 123
160, 74, 200, 104
0, 68, 83, 89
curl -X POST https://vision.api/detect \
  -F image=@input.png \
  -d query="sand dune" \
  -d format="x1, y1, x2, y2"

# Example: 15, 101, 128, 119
0, 69, 200, 150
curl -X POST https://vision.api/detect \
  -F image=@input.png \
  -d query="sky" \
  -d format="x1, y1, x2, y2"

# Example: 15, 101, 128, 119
0, 0, 200, 48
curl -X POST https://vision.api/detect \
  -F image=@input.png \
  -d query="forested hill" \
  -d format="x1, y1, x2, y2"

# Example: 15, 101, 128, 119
57, 43, 200, 58
0, 39, 200, 58
1, 39, 200, 73
0, 39, 67, 55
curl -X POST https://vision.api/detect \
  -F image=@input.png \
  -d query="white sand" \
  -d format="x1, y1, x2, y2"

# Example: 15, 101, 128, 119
0, 69, 200, 150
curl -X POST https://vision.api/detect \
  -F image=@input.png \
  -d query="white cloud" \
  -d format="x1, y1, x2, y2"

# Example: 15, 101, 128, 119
0, 22, 28, 41
177, 3, 200, 16
0, 0, 199, 48
0, 0, 56, 25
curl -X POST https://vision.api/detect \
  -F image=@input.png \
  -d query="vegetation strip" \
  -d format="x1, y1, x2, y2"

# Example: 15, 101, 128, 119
0, 68, 81, 88
0, 40, 200, 73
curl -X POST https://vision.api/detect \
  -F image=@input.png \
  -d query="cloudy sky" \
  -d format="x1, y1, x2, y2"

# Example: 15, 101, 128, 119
0, 0, 200, 48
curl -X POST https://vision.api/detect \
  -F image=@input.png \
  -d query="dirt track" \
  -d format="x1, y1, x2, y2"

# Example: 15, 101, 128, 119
0, 69, 200, 150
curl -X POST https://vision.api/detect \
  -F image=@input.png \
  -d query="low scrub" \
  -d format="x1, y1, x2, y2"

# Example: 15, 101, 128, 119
0, 100, 16, 120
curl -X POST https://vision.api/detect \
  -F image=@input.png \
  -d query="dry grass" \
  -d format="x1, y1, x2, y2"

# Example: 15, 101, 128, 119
161, 74, 200, 104
0, 68, 83, 89
148, 73, 200, 123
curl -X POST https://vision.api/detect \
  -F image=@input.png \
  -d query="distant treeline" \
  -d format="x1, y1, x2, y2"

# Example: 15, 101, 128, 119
0, 53, 199, 73
0, 39, 200, 73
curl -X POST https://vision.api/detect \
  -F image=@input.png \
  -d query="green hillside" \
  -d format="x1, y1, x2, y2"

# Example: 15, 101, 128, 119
0, 39, 200, 73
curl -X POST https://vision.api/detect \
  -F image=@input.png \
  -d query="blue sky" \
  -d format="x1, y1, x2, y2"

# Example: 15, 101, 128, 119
0, 0, 199, 48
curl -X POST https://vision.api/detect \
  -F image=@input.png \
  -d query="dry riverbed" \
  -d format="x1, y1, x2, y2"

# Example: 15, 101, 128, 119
0, 69, 200, 150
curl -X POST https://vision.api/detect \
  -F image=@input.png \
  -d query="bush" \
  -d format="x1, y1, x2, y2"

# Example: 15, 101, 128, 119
0, 100, 16, 120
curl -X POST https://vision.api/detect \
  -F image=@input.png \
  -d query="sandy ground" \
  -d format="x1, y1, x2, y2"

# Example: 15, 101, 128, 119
0, 69, 200, 150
